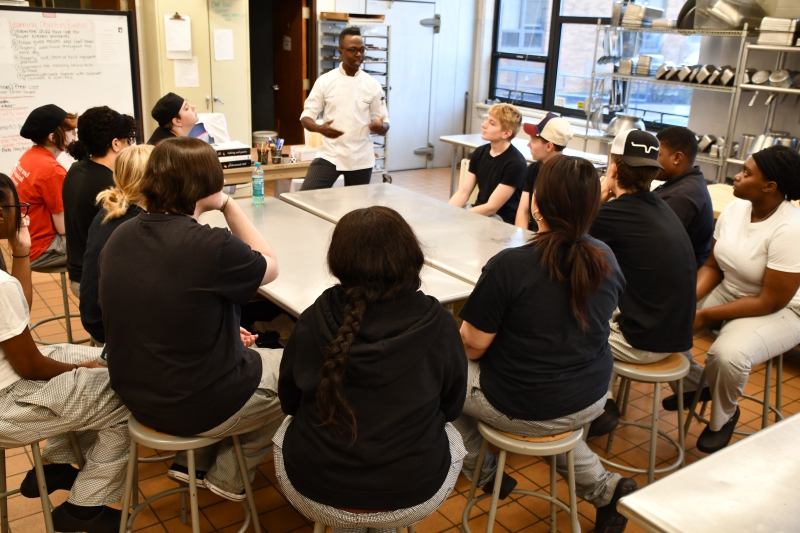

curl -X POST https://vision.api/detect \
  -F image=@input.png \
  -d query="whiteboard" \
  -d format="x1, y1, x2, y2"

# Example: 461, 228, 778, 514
0, 7, 140, 176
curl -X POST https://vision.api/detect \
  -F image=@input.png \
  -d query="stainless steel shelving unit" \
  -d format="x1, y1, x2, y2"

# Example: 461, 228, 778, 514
583, 22, 749, 182
317, 19, 390, 174
722, 43, 800, 179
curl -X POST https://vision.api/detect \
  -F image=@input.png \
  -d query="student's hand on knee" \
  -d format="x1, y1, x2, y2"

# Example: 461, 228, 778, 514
78, 360, 102, 369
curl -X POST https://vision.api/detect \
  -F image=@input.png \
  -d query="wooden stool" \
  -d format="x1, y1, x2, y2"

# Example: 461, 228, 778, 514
119, 417, 261, 533
685, 353, 784, 437
29, 266, 88, 345
601, 353, 690, 484
462, 422, 584, 533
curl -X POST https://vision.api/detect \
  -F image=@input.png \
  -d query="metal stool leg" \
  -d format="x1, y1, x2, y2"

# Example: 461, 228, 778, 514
606, 377, 629, 454
776, 354, 784, 424
119, 442, 137, 533
485, 449, 507, 533
677, 378, 686, 468
59, 272, 74, 344
180, 492, 187, 525
1, 449, 9, 533
232, 435, 262, 533
187, 450, 200, 533
549, 455, 557, 533
566, 450, 579, 533
648, 384, 661, 484
762, 358, 773, 429
67, 432, 84, 470
30, 443, 55, 533
620, 378, 632, 416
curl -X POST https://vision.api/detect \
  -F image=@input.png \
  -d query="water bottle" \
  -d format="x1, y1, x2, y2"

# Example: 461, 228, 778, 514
252, 162, 264, 205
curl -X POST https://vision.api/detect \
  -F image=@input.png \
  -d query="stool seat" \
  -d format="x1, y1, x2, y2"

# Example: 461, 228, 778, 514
613, 352, 690, 382
31, 265, 68, 275
482, 424, 584, 456
465, 422, 583, 532
128, 418, 221, 451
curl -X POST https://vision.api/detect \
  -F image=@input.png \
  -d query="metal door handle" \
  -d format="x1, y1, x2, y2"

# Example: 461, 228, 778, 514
272, 85, 279, 90
205, 95, 210, 109
214, 95, 225, 105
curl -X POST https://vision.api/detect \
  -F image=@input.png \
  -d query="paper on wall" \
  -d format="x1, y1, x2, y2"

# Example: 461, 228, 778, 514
214, 29, 234, 61
174, 56, 200, 87
0, 19, 13, 65
166, 49, 192, 60
95, 21, 127, 65
164, 14, 191, 52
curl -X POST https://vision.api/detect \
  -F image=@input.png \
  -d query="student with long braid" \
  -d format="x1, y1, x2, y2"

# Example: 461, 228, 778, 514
275, 207, 467, 533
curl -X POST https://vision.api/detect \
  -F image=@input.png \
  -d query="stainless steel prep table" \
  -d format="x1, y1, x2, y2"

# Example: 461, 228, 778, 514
440, 133, 610, 195
198, 197, 474, 317
280, 184, 534, 285
617, 413, 800, 533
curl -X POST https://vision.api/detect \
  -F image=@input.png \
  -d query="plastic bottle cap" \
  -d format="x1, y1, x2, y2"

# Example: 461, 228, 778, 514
255, 162, 261, 167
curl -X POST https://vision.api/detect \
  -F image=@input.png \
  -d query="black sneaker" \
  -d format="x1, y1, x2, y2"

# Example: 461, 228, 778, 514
481, 472, 517, 500
595, 478, 637, 533
588, 399, 621, 438
662, 387, 712, 412
19, 464, 79, 498
696, 407, 740, 454
167, 463, 207, 488
51, 504, 121, 533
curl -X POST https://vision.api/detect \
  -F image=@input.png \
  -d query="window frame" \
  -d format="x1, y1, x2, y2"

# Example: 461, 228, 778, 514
489, 0, 688, 131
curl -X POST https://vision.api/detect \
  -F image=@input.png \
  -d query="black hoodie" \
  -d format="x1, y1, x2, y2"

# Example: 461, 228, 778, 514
278, 287, 467, 510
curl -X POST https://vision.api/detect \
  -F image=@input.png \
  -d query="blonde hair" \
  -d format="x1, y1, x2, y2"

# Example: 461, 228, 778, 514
96, 144, 154, 223
488, 103, 522, 139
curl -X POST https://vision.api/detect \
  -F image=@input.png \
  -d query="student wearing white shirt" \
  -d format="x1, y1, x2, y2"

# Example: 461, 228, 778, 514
299, 27, 389, 190
663, 145, 800, 453
0, 173, 130, 533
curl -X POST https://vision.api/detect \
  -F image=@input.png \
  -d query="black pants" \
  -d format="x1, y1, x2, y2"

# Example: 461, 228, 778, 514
300, 158, 372, 191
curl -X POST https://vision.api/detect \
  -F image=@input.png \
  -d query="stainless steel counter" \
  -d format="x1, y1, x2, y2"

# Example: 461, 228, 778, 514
617, 413, 800, 533
280, 184, 534, 285
198, 197, 473, 316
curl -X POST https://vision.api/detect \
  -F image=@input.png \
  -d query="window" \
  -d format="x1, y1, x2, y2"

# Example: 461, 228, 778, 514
490, 0, 700, 128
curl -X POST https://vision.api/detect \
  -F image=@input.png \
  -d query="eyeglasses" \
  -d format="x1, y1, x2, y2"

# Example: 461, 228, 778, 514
0, 203, 30, 216
343, 47, 366, 54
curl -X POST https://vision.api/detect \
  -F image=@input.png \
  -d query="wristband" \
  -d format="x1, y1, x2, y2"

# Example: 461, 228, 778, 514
221, 194, 230, 212
12, 253, 30, 258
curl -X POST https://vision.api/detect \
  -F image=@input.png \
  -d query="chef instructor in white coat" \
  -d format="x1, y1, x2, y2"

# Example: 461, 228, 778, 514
299, 26, 390, 190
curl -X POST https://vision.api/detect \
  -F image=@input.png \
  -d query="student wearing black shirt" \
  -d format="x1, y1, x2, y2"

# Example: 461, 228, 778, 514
62, 107, 137, 296
79, 144, 152, 344
275, 207, 466, 529
100, 138, 283, 502
654, 126, 714, 269
455, 156, 637, 533
448, 104, 526, 224
514, 112, 573, 229
146, 92, 198, 145
588, 130, 696, 436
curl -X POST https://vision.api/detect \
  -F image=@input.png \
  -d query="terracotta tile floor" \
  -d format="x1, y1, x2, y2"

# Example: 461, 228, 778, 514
3, 167, 800, 532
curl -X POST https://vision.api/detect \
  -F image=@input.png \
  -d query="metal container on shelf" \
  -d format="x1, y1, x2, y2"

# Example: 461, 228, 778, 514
738, 134, 756, 158
606, 114, 646, 137
774, 136, 798, 150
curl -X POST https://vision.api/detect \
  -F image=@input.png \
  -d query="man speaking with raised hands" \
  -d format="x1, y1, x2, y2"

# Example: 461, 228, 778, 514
299, 26, 389, 190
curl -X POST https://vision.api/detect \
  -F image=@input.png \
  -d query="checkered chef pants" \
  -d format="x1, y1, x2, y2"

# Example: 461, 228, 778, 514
0, 344, 130, 506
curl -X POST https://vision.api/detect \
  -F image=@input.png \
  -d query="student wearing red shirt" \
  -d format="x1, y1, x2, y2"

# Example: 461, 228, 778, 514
10, 105, 78, 268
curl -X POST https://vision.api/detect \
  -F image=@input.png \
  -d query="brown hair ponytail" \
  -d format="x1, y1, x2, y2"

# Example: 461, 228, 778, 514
317, 207, 424, 443
533, 156, 612, 330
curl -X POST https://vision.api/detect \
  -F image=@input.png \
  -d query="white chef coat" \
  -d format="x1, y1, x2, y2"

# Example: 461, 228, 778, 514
300, 66, 389, 171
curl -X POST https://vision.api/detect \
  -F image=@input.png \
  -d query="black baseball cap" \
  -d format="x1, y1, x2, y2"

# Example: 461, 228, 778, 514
610, 129, 664, 169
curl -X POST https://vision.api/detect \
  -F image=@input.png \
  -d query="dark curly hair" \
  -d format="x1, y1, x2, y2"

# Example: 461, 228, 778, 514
67, 106, 138, 160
